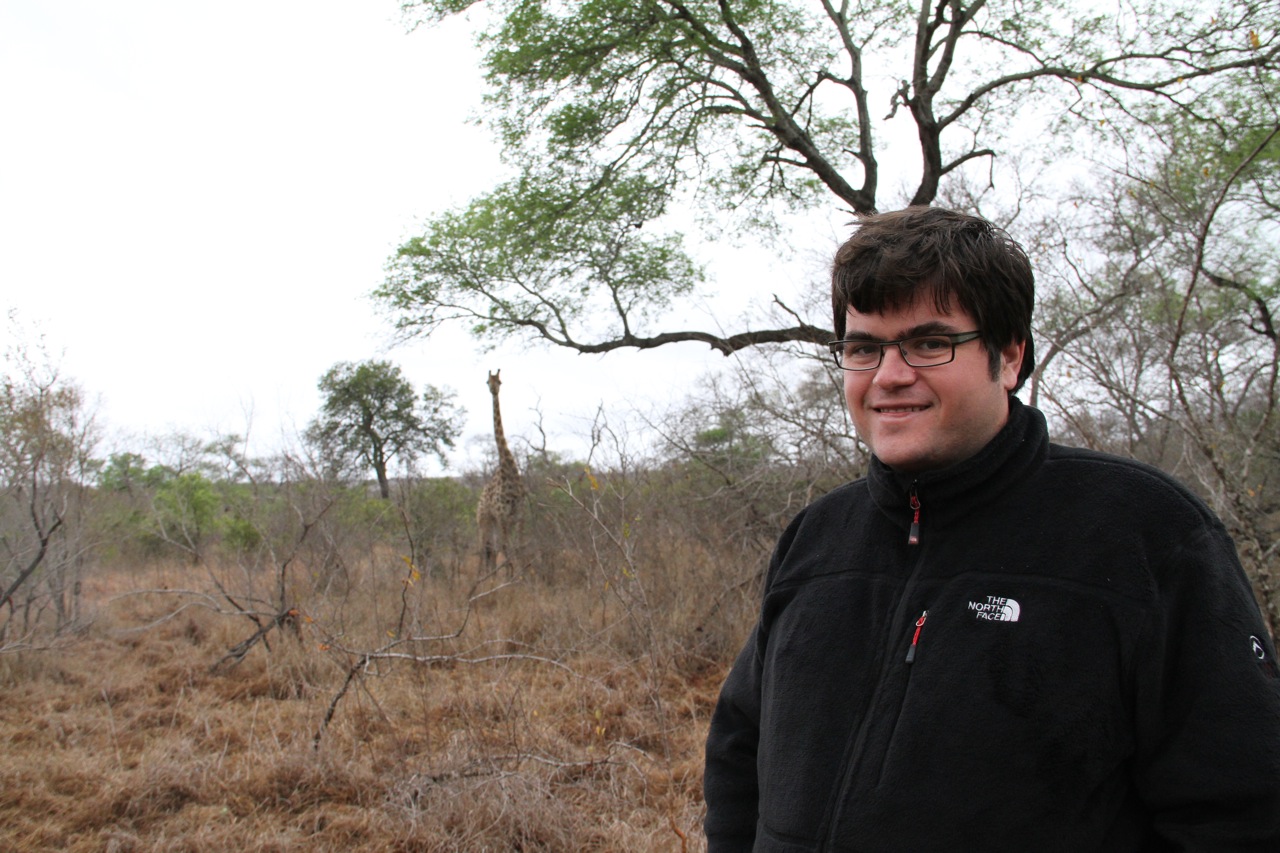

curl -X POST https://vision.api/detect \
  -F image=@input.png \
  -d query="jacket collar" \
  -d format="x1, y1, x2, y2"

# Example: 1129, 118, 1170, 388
868, 397, 1049, 529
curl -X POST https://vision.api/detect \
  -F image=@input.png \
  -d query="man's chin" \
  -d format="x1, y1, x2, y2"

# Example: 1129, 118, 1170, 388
870, 443, 934, 473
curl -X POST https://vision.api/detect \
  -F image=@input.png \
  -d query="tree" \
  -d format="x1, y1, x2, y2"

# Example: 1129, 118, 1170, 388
150, 472, 223, 563
98, 452, 166, 493
378, 0, 1279, 356
652, 355, 866, 554
306, 360, 463, 499
0, 319, 98, 644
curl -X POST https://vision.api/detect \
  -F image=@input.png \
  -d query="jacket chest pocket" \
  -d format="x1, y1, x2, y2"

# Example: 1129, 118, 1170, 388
877, 585, 1137, 795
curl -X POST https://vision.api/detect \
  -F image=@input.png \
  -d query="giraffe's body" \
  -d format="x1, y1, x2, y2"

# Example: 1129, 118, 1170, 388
477, 370, 525, 573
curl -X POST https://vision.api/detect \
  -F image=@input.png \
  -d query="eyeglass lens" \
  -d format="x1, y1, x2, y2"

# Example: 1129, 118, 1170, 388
834, 336, 958, 369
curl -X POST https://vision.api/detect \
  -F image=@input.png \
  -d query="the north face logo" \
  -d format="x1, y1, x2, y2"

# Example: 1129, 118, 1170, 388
968, 596, 1020, 622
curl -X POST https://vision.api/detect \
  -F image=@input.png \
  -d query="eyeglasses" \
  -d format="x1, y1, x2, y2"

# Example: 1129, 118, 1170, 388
827, 331, 982, 371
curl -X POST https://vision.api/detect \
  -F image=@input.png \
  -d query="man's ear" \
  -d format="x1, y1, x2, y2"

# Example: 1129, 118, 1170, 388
999, 339, 1026, 392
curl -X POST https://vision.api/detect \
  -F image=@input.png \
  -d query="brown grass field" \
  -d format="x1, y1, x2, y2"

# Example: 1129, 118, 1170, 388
0, 554, 743, 852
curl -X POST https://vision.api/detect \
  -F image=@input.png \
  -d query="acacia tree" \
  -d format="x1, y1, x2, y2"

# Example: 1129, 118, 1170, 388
306, 360, 462, 499
377, 0, 1279, 356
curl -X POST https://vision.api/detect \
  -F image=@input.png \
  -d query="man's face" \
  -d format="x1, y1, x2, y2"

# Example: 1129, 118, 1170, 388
843, 298, 1024, 473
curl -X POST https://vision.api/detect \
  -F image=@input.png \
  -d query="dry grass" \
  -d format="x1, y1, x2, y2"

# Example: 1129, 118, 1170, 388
0, 558, 733, 852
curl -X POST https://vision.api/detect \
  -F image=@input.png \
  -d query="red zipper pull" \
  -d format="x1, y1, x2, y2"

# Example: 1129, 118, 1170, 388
907, 487, 921, 546
905, 610, 928, 663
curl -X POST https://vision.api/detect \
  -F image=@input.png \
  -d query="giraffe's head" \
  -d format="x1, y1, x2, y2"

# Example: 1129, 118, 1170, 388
487, 370, 502, 395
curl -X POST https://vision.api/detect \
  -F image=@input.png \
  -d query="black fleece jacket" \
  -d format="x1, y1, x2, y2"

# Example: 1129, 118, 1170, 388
704, 399, 1280, 852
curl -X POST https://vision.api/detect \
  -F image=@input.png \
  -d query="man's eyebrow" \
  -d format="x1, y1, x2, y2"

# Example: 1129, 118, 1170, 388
904, 320, 962, 336
841, 320, 962, 341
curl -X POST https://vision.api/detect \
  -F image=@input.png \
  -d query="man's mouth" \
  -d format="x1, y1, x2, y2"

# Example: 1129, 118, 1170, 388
874, 405, 929, 414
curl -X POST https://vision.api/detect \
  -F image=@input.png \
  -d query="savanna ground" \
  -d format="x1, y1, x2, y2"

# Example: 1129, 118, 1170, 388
0, 440, 801, 853
0, 552, 734, 852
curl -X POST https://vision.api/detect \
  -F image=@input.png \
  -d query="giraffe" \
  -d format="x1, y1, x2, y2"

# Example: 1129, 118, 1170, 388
476, 370, 526, 574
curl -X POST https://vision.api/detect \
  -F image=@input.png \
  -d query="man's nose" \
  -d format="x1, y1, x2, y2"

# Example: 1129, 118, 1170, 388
872, 344, 917, 386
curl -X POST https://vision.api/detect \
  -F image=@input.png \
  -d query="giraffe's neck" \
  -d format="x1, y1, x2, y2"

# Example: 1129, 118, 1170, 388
492, 392, 518, 474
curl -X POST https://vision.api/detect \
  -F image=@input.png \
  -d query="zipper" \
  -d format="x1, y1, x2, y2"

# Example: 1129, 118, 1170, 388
905, 610, 928, 663
818, 573, 930, 845
907, 483, 921, 545
819, 483, 930, 845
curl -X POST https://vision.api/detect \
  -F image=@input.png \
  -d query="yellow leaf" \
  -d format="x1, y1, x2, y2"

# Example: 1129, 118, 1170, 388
318, 643, 330, 651
1250, 30, 1261, 49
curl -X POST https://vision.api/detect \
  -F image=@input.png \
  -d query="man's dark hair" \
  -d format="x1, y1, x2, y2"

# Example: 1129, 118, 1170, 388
831, 206, 1036, 392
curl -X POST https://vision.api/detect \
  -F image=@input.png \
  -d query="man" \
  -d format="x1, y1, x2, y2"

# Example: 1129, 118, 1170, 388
703, 207, 1280, 851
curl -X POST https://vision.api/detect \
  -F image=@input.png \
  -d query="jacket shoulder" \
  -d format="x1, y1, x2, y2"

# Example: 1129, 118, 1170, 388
763, 478, 876, 588
1045, 444, 1224, 531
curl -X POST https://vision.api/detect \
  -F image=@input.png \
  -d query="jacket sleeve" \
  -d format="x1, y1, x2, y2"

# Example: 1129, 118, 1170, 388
704, 506, 812, 851
1131, 520, 1280, 850
703, 629, 764, 853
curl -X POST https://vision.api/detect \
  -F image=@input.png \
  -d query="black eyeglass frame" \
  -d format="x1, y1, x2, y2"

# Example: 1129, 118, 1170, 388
826, 331, 983, 371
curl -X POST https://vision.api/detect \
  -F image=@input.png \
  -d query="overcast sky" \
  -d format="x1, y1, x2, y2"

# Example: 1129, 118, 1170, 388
2, 0, 838, 473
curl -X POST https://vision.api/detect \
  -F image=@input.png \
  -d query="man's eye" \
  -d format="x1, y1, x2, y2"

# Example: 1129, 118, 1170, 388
846, 343, 882, 359
906, 338, 957, 353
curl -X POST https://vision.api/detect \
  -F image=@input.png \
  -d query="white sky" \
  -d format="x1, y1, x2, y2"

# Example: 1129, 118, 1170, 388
2, 0, 835, 472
